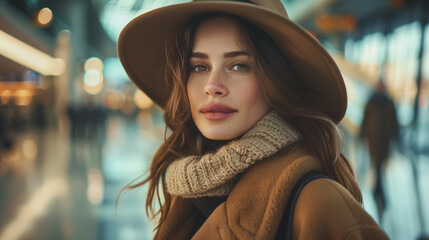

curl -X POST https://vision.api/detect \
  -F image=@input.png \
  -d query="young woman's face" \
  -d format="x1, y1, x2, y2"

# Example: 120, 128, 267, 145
187, 17, 271, 140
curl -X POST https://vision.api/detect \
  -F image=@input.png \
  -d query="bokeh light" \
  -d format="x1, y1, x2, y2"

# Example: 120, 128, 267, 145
103, 90, 126, 110
13, 90, 33, 106
84, 57, 103, 72
133, 89, 153, 109
36, 7, 53, 26
83, 80, 103, 95
84, 69, 103, 87
1, 90, 13, 104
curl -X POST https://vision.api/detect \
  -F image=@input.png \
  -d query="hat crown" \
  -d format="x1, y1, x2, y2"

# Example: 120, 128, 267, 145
192, 0, 288, 17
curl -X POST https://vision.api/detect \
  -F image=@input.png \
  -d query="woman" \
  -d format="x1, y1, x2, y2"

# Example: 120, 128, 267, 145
118, 1, 389, 239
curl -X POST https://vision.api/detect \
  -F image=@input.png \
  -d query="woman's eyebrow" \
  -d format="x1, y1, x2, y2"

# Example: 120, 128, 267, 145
191, 52, 208, 59
224, 51, 248, 58
190, 51, 248, 59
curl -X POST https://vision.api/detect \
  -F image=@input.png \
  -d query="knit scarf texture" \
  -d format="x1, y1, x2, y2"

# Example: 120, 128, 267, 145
166, 111, 300, 198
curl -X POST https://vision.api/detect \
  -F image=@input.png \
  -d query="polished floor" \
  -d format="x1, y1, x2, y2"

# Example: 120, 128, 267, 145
0, 109, 428, 240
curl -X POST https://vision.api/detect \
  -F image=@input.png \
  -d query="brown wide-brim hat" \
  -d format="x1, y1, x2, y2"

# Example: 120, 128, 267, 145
118, 0, 347, 123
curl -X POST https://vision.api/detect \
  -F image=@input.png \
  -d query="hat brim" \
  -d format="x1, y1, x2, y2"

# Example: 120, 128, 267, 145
118, 1, 347, 123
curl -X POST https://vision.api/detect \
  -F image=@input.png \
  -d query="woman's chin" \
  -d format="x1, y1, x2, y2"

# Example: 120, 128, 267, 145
201, 130, 240, 141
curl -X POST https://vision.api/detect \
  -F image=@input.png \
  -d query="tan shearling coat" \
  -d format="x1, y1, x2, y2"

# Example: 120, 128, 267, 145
155, 147, 390, 240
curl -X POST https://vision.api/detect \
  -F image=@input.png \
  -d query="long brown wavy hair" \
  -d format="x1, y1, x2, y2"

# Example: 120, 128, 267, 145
119, 14, 362, 230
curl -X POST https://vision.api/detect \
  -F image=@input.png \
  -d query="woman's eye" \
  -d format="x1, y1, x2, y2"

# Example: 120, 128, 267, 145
192, 65, 208, 72
231, 64, 249, 72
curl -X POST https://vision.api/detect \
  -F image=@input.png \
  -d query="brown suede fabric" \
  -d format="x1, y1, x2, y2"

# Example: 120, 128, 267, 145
155, 146, 390, 240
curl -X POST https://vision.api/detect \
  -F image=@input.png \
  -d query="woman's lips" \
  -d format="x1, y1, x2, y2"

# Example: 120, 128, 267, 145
200, 103, 237, 121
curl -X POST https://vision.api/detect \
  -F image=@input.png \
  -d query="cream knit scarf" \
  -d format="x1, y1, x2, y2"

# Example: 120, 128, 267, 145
166, 111, 300, 198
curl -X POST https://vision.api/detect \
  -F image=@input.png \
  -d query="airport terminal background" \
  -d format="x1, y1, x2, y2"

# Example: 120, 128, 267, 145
0, 0, 429, 239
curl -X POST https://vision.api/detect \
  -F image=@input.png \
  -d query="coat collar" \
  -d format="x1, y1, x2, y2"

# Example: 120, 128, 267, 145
156, 146, 322, 240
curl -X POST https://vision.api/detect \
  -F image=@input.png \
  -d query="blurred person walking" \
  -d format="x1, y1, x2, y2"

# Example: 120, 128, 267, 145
361, 80, 399, 223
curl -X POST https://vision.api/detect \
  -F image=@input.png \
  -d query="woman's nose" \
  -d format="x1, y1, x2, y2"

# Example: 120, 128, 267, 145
204, 70, 228, 97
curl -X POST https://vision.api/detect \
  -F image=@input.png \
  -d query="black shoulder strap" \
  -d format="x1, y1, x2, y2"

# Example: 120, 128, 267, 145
275, 171, 334, 240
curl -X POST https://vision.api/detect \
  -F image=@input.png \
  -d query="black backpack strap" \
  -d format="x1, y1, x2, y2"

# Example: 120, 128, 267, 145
275, 171, 334, 240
